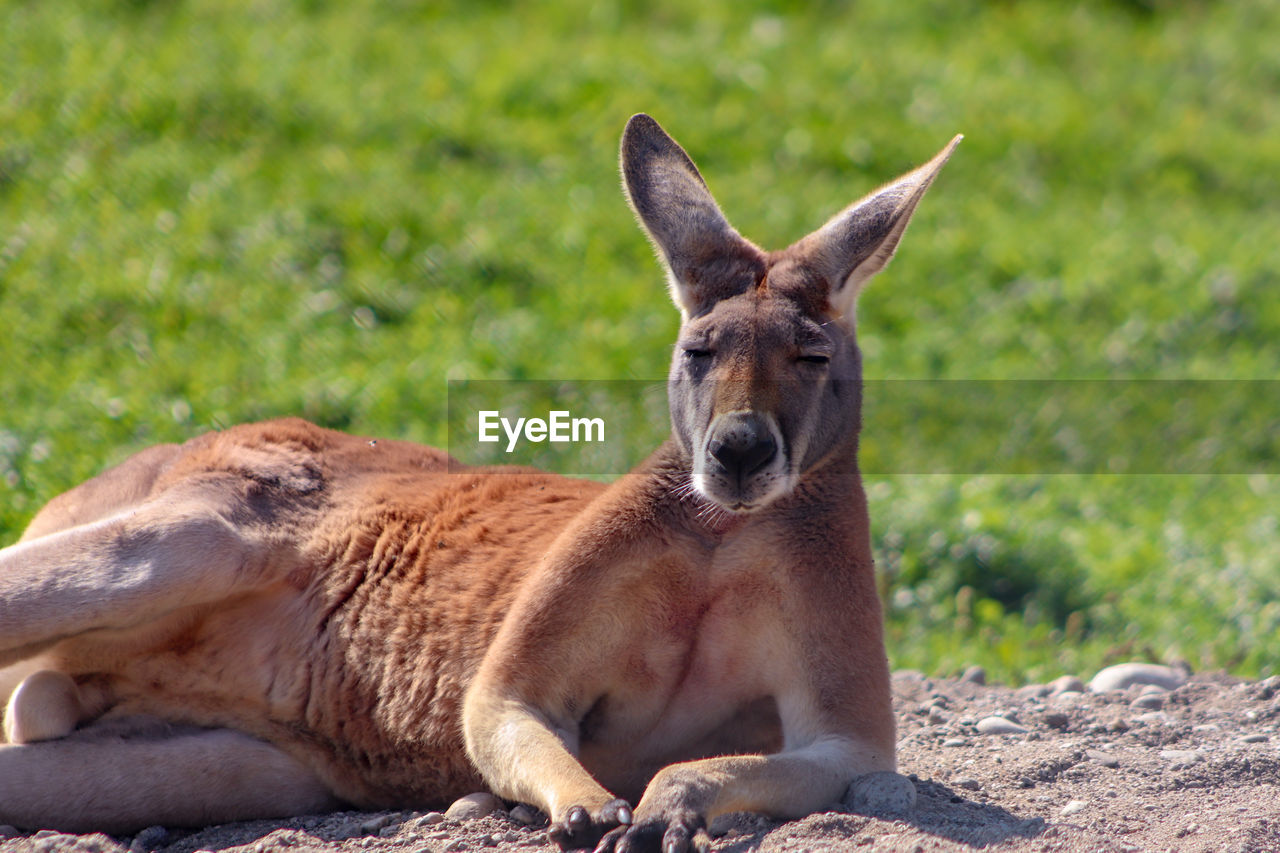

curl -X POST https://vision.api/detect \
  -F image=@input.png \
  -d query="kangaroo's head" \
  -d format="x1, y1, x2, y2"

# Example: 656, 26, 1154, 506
621, 114, 959, 514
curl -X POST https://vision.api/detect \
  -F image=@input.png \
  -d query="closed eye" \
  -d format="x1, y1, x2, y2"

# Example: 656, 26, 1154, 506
798, 354, 830, 365
684, 349, 714, 360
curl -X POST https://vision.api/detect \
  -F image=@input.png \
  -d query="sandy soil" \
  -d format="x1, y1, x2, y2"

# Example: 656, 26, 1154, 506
3, 667, 1277, 853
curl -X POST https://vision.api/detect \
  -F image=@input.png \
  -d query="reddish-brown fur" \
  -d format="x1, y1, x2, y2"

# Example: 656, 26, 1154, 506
0, 116, 958, 852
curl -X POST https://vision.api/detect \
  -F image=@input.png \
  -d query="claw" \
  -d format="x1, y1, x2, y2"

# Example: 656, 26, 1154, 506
548, 799, 635, 851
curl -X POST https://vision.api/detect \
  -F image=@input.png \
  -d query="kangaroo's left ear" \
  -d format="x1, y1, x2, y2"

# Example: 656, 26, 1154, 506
793, 135, 961, 325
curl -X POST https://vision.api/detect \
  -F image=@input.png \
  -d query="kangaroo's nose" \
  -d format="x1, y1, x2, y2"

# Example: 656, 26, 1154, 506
709, 414, 777, 481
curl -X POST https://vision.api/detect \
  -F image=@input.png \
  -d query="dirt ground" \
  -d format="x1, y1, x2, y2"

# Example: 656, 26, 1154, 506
3, 666, 1277, 853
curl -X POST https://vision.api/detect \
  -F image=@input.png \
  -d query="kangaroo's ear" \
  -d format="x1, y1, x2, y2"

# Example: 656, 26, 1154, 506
621, 114, 765, 318
794, 134, 961, 325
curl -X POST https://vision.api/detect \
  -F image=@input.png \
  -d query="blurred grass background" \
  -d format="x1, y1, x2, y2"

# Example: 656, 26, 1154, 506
2, 0, 1277, 682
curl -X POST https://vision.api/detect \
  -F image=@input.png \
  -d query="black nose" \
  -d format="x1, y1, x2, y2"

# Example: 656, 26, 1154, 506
709, 414, 778, 481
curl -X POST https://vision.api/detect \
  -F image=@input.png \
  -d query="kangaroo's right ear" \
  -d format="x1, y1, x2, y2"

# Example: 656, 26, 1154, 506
621, 114, 765, 318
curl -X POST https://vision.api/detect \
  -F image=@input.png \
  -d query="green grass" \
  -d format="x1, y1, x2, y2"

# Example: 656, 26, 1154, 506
2, 0, 1278, 682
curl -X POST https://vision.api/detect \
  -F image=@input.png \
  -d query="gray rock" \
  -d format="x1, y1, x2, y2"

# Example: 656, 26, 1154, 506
360, 814, 396, 833
1016, 683, 1051, 701
1060, 800, 1088, 816
129, 826, 169, 853
508, 804, 540, 826
446, 792, 503, 821
960, 665, 987, 685
1049, 675, 1086, 695
1086, 749, 1120, 768
976, 716, 1029, 735
1042, 711, 1071, 730
943, 737, 967, 747
844, 771, 917, 816
415, 811, 446, 828
1240, 733, 1270, 744
1159, 749, 1201, 768
1089, 663, 1186, 693
1130, 692, 1166, 710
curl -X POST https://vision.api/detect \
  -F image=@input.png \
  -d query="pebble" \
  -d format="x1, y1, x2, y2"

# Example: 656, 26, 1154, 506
960, 665, 987, 685
507, 804, 540, 826
927, 706, 951, 725
443, 841, 468, 853
360, 815, 395, 833
1130, 692, 1166, 710
1016, 683, 1051, 701
844, 771, 917, 816
976, 716, 1029, 735
1060, 800, 1088, 816
954, 778, 981, 790
1240, 733, 1270, 744
1089, 663, 1186, 693
1049, 675, 1086, 696
1159, 749, 1200, 768
129, 826, 169, 852
415, 812, 446, 828
1042, 712, 1071, 730
943, 738, 967, 747
446, 792, 503, 821
1086, 749, 1120, 768
330, 822, 365, 841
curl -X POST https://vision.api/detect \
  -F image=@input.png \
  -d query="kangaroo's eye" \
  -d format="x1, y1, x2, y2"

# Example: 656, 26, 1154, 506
798, 354, 830, 365
684, 348, 713, 360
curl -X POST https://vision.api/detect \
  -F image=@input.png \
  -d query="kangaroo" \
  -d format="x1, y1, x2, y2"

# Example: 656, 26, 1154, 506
0, 115, 958, 852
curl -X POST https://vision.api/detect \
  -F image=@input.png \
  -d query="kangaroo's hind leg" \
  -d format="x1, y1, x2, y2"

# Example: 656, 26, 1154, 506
0, 715, 344, 833
0, 481, 301, 670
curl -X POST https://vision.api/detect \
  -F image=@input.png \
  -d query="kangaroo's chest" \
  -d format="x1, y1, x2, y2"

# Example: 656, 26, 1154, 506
577, 543, 797, 792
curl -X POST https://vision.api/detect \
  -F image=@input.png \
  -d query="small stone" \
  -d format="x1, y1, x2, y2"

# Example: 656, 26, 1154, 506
331, 822, 364, 841
443, 841, 468, 853
479, 835, 498, 847
446, 792, 502, 821
1049, 675, 1086, 696
960, 665, 987, 685
943, 738, 967, 747
1086, 749, 1120, 768
1160, 749, 1200, 768
360, 815, 395, 833
508, 805, 540, 826
130, 826, 169, 852
379, 826, 400, 838
955, 778, 981, 791
1016, 683, 1051, 701
844, 771, 917, 816
1042, 712, 1071, 730
976, 716, 1029, 735
1130, 692, 1166, 710
927, 706, 951, 725
1240, 733, 1269, 744
1089, 663, 1186, 693
1060, 800, 1088, 816
416, 812, 446, 828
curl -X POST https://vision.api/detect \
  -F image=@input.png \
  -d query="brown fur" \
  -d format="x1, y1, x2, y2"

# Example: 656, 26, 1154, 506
0, 116, 958, 852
